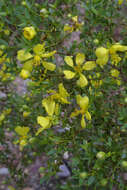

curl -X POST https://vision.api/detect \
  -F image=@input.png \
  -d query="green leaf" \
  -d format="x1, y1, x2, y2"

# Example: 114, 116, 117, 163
0, 39, 8, 46
87, 176, 95, 186
91, 7, 98, 15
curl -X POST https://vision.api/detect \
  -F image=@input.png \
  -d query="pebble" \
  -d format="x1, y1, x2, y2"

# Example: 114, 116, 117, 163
123, 173, 127, 180
57, 164, 70, 178
63, 151, 69, 160
0, 91, 6, 99
0, 167, 9, 175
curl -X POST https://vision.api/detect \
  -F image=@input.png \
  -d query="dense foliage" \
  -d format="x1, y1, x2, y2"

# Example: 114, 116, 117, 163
1, 0, 127, 189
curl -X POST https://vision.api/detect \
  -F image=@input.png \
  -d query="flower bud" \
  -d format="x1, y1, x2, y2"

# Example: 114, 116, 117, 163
29, 137, 36, 143
121, 161, 127, 168
4, 29, 10, 36
96, 151, 106, 160
20, 69, 30, 79
23, 111, 30, 117
39, 167, 45, 173
124, 97, 127, 103
23, 26, 36, 40
93, 39, 99, 44
80, 172, 88, 179
21, 1, 27, 6
100, 179, 108, 186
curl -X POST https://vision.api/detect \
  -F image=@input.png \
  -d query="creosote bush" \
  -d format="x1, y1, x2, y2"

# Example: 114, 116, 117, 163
1, 0, 127, 189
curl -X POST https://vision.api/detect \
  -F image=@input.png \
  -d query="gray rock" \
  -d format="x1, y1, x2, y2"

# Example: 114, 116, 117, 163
63, 151, 69, 160
0, 91, 6, 99
0, 168, 9, 175
57, 164, 70, 178
123, 173, 127, 180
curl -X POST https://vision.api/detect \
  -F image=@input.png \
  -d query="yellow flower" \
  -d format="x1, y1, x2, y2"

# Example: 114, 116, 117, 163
72, 16, 78, 22
91, 80, 103, 88
23, 111, 31, 117
110, 53, 121, 65
36, 98, 55, 135
20, 69, 30, 79
4, 29, 10, 36
15, 126, 30, 136
50, 83, 70, 104
71, 95, 91, 128
20, 140, 27, 150
23, 26, 36, 40
36, 84, 70, 135
109, 44, 127, 54
3, 108, 11, 115
64, 16, 83, 33
116, 79, 121, 86
36, 116, 52, 135
41, 50, 56, 58
17, 50, 33, 75
63, 53, 88, 87
17, 49, 33, 74
95, 47, 109, 67
0, 50, 7, 64
64, 24, 73, 33
33, 43, 45, 56
15, 126, 30, 149
110, 69, 119, 78
109, 43, 127, 65
0, 114, 5, 123
72, 16, 83, 31
33, 43, 56, 70
118, 0, 124, 5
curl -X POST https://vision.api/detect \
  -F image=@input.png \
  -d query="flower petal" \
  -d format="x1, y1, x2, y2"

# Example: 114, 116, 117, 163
42, 98, 55, 116
81, 115, 86, 128
110, 44, 127, 54
42, 61, 56, 71
85, 111, 91, 120
41, 50, 56, 58
64, 56, 74, 67
76, 95, 89, 111
70, 109, 81, 117
77, 74, 88, 87
37, 116, 50, 128
96, 56, 108, 67
83, 61, 96, 71
17, 50, 33, 62
64, 24, 73, 33
33, 43, 45, 55
23, 60, 33, 72
58, 83, 69, 97
15, 126, 30, 136
110, 69, 119, 77
63, 70, 76, 79
95, 47, 109, 58
35, 127, 44, 136
76, 53, 85, 66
